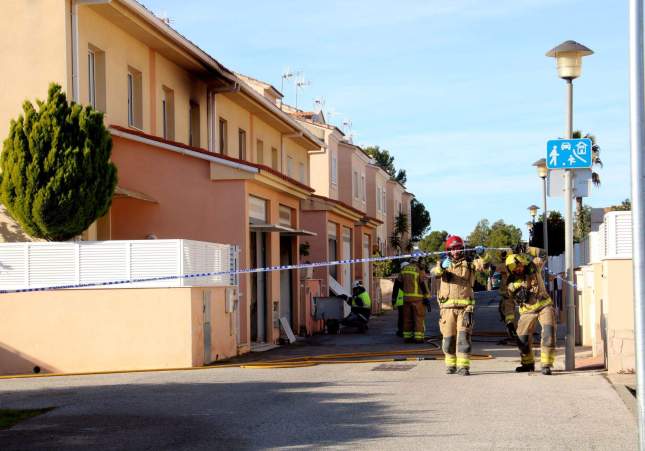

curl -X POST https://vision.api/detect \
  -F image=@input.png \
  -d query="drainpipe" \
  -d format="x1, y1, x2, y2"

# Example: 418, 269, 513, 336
70, 0, 112, 102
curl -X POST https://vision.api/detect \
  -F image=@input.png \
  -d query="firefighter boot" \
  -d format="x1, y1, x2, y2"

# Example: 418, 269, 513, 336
541, 366, 552, 375
457, 367, 470, 376
515, 363, 535, 372
445, 366, 456, 375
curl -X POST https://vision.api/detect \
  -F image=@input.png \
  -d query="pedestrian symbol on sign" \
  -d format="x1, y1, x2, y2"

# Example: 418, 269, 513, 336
546, 138, 593, 169
549, 146, 560, 167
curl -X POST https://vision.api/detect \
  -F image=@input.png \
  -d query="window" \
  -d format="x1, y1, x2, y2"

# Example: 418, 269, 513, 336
88, 49, 96, 108
382, 191, 386, 214
218, 118, 227, 154
238, 129, 246, 160
328, 222, 338, 279
271, 147, 278, 170
361, 175, 366, 202
331, 154, 338, 185
162, 86, 175, 141
287, 156, 293, 177
376, 187, 380, 211
88, 45, 105, 111
299, 162, 305, 183
249, 196, 267, 224
127, 67, 143, 129
256, 139, 264, 164
279, 205, 292, 227
189, 101, 200, 147
353, 171, 359, 199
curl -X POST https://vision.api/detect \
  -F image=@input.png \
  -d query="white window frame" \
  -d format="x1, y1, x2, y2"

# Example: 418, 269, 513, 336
299, 162, 305, 183
376, 187, 380, 211
88, 49, 96, 108
331, 154, 338, 185
287, 156, 293, 177
353, 171, 359, 199
127, 72, 134, 127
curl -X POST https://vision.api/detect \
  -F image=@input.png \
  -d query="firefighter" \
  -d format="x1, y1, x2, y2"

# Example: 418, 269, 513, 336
496, 252, 519, 343
341, 280, 371, 333
505, 251, 556, 375
395, 257, 429, 343
392, 262, 407, 337
433, 235, 486, 376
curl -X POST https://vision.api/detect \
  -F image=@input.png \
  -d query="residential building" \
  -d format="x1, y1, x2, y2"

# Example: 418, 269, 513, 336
366, 164, 389, 254
386, 179, 406, 255
0, 0, 323, 353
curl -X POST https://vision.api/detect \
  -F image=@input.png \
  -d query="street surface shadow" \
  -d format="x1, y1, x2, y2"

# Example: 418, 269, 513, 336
0, 380, 430, 450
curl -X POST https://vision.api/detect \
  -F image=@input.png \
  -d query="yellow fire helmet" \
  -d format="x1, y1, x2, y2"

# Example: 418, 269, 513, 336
505, 253, 531, 272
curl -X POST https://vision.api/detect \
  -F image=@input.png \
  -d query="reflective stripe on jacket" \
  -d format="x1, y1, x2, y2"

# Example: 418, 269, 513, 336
437, 259, 479, 309
399, 265, 426, 301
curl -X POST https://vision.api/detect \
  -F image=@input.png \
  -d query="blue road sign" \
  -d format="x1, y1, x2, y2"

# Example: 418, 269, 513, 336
546, 138, 593, 169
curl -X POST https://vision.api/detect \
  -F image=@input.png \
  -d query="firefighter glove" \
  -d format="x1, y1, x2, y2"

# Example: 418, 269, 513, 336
463, 311, 473, 328
441, 258, 451, 269
515, 286, 529, 304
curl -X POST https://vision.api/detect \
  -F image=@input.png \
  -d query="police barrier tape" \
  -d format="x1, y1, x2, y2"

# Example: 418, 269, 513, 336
0, 246, 512, 295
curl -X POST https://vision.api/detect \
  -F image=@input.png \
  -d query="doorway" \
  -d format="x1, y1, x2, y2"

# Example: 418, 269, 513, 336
362, 233, 370, 294
342, 227, 352, 293
280, 235, 294, 327
250, 231, 267, 342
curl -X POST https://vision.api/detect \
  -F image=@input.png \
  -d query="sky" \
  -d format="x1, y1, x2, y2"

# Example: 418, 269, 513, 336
143, 0, 631, 239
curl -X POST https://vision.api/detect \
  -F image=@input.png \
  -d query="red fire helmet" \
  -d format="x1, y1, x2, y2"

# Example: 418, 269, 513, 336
445, 235, 465, 250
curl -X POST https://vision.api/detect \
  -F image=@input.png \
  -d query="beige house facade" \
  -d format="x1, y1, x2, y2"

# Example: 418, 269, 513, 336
0, 0, 326, 372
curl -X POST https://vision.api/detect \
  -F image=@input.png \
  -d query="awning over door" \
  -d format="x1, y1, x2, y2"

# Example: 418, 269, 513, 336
114, 186, 158, 204
249, 223, 317, 236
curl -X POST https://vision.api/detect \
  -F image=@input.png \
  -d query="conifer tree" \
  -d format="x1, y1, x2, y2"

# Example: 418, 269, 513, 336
0, 84, 117, 241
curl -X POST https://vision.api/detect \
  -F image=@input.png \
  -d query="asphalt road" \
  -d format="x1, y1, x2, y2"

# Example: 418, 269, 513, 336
0, 298, 637, 450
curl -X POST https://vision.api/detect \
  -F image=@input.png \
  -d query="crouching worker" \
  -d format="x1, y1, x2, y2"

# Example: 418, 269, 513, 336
505, 251, 556, 375
341, 280, 371, 333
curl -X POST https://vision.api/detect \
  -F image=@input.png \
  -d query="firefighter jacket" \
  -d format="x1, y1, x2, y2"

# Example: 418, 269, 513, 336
496, 264, 515, 324
395, 263, 428, 302
433, 257, 485, 312
351, 290, 372, 309
391, 279, 404, 308
506, 256, 552, 314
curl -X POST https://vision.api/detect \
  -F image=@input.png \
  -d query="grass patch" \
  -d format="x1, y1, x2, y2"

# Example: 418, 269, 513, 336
0, 407, 55, 430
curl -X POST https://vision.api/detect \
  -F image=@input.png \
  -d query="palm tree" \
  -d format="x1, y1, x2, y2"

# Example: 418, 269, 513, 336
571, 130, 602, 215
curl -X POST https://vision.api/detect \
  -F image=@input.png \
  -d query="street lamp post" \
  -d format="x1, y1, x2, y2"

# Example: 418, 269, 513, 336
546, 40, 594, 371
533, 158, 550, 273
528, 204, 540, 224
629, 0, 645, 447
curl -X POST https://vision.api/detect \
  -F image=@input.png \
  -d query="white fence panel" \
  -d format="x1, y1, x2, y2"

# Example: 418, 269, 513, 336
604, 211, 632, 259
79, 241, 129, 285
0, 239, 237, 291
29, 243, 76, 288
0, 244, 26, 288
130, 241, 181, 288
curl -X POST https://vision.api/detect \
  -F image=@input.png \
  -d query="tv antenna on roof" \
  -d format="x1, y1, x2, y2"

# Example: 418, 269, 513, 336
313, 98, 325, 112
345, 131, 359, 144
280, 68, 300, 110
156, 10, 172, 24
295, 77, 310, 110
